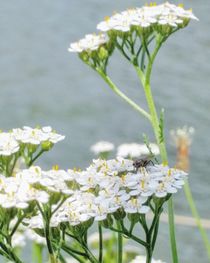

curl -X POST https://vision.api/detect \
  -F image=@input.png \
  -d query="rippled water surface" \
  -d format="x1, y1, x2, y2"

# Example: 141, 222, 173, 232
1, 0, 210, 262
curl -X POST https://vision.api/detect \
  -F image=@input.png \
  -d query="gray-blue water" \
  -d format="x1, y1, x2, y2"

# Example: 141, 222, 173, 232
0, 0, 210, 262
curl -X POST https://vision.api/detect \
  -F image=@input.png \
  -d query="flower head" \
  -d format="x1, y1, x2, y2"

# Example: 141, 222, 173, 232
12, 126, 65, 146
0, 133, 19, 156
97, 2, 198, 34
68, 34, 108, 53
117, 143, 159, 158
90, 141, 115, 155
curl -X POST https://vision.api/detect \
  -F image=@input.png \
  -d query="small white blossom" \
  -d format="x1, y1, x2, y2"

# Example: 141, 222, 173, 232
90, 141, 114, 155
123, 196, 150, 214
0, 133, 19, 156
68, 34, 107, 53
158, 14, 183, 27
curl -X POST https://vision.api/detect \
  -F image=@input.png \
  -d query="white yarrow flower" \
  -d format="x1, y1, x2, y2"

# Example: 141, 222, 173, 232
0, 133, 19, 156
68, 34, 107, 53
96, 3, 198, 34
90, 141, 114, 155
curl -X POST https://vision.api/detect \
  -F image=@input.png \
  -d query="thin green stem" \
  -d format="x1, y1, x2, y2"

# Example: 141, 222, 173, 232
61, 245, 85, 263
28, 149, 45, 167
116, 221, 123, 263
134, 65, 167, 161
184, 180, 210, 260
96, 69, 151, 122
168, 198, 179, 263
10, 214, 25, 238
108, 226, 147, 247
98, 223, 103, 263
36, 203, 58, 263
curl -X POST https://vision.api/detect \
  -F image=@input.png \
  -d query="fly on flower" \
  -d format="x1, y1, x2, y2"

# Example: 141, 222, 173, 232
133, 157, 154, 172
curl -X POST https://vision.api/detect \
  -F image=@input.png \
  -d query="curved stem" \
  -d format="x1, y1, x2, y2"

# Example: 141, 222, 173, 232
96, 69, 151, 122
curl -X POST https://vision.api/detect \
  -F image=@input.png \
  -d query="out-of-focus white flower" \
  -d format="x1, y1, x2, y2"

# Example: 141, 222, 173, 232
12, 232, 26, 248
68, 34, 107, 53
117, 143, 159, 158
90, 141, 114, 155
0, 133, 19, 156
130, 255, 166, 263
25, 229, 46, 245
25, 211, 59, 229
170, 126, 194, 147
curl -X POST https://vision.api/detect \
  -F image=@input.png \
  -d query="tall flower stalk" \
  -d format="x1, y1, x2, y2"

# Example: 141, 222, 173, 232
69, 2, 198, 262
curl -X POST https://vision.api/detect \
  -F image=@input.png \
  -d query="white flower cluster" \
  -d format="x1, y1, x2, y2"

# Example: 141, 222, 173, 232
0, 126, 64, 157
130, 255, 166, 263
20, 157, 187, 229
0, 173, 49, 209
90, 141, 115, 155
97, 2, 198, 32
68, 33, 107, 53
117, 143, 159, 158
12, 126, 65, 145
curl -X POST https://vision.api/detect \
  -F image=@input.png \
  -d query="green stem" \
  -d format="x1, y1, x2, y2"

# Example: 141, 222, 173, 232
0, 242, 24, 263
32, 243, 43, 263
80, 241, 98, 263
184, 181, 210, 260
167, 198, 178, 263
96, 69, 151, 122
98, 223, 103, 263
116, 221, 123, 263
146, 243, 152, 263
36, 203, 58, 263
28, 149, 45, 167
134, 38, 179, 263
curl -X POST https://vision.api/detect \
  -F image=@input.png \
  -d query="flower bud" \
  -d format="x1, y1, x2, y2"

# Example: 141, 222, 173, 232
41, 141, 53, 151
127, 213, 140, 224
98, 46, 109, 60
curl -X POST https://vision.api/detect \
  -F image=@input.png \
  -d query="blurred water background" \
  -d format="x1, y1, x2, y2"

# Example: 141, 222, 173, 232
0, 0, 210, 262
